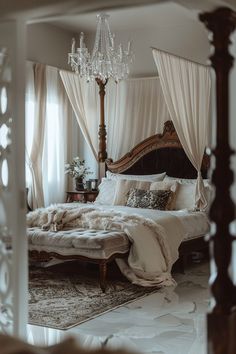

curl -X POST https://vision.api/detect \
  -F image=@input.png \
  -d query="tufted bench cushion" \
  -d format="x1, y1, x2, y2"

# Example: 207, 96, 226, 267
28, 227, 129, 260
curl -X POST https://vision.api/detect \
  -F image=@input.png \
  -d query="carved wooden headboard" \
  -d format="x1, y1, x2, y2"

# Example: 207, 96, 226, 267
106, 121, 209, 179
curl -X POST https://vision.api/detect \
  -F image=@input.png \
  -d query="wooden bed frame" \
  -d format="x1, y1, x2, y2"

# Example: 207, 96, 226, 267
29, 120, 210, 291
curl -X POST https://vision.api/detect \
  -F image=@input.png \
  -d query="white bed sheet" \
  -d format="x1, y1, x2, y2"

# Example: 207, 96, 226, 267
80, 204, 210, 240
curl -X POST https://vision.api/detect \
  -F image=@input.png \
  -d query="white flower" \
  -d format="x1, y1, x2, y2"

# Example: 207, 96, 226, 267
65, 156, 92, 179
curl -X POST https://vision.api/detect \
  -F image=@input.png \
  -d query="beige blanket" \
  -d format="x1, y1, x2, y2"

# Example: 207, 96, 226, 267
27, 205, 185, 287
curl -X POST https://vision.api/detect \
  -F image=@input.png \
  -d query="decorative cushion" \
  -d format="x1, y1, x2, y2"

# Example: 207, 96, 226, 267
126, 188, 173, 210
94, 178, 117, 205
112, 179, 151, 206
149, 181, 179, 210
106, 171, 166, 182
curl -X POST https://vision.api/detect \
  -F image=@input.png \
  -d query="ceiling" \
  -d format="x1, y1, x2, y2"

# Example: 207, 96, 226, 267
0, 0, 235, 22
49, 2, 198, 33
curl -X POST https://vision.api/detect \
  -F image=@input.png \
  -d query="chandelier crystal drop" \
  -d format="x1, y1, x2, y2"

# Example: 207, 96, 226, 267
68, 13, 134, 83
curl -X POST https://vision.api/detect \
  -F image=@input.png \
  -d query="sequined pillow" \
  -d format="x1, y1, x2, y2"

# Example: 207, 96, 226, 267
126, 188, 173, 210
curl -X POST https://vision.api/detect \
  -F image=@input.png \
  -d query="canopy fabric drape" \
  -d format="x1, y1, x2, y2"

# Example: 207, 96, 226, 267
152, 49, 211, 211
106, 77, 171, 159
60, 71, 99, 160
60, 70, 171, 161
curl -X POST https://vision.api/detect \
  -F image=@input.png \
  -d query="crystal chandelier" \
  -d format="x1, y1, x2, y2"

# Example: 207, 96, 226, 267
68, 13, 133, 83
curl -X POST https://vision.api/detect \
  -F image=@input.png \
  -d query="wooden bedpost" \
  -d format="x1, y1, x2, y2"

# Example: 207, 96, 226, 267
96, 78, 108, 162
199, 7, 236, 354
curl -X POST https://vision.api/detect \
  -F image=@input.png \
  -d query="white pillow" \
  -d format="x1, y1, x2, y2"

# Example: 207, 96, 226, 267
164, 175, 210, 185
175, 184, 196, 210
106, 171, 166, 182
165, 179, 213, 210
94, 178, 117, 205
112, 179, 151, 205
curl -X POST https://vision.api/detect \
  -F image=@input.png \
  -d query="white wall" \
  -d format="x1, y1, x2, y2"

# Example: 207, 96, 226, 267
114, 22, 210, 77
27, 23, 73, 70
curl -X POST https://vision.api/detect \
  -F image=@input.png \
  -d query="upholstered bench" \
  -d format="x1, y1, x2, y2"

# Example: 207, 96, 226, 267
28, 227, 129, 292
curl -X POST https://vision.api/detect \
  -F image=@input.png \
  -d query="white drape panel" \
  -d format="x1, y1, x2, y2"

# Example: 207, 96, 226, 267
106, 78, 170, 159
25, 62, 35, 188
42, 66, 70, 206
26, 63, 77, 208
60, 71, 170, 161
27, 63, 46, 209
60, 71, 99, 160
152, 49, 211, 210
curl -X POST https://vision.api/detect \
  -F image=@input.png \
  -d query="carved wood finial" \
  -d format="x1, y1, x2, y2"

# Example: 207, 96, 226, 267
163, 120, 176, 135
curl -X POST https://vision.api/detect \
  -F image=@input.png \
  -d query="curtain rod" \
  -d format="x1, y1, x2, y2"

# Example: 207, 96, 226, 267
151, 47, 210, 68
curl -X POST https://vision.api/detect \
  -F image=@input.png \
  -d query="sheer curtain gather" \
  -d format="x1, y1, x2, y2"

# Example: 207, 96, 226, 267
26, 63, 76, 208
26, 62, 46, 209
152, 49, 211, 211
60, 71, 171, 161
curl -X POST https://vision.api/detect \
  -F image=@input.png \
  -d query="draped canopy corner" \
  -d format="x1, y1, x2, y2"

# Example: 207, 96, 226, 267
152, 48, 211, 211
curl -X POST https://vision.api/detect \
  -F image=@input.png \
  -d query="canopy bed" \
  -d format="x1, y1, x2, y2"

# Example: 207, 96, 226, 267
27, 121, 210, 292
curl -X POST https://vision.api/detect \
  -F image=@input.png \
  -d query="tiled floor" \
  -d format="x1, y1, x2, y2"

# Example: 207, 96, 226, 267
27, 261, 210, 354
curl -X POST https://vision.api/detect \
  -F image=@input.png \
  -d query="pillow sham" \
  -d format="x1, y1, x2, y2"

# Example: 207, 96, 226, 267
126, 188, 173, 210
164, 175, 210, 185
112, 179, 151, 205
150, 181, 179, 210
163, 176, 214, 210
106, 170, 166, 182
168, 182, 213, 210
94, 178, 117, 205
174, 183, 196, 210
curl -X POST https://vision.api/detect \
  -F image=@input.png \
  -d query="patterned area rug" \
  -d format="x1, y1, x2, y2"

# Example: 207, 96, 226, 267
29, 267, 158, 330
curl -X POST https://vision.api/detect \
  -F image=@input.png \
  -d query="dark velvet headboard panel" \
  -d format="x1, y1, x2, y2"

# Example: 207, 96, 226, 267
106, 121, 209, 179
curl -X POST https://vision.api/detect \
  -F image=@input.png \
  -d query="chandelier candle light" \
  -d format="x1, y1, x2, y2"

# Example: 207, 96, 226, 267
68, 13, 133, 162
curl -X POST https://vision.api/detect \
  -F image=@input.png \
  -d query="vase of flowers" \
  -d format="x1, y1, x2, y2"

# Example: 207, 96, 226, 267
65, 157, 92, 191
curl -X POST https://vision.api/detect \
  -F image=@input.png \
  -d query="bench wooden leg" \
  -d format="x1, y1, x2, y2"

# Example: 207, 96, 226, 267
99, 261, 107, 293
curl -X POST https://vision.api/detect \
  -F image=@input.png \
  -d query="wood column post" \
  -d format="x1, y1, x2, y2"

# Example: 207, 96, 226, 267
96, 78, 108, 162
199, 7, 236, 354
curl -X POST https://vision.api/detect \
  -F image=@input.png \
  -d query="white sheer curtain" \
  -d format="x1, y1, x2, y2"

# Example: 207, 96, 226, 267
60, 71, 170, 161
26, 63, 46, 209
26, 63, 76, 208
25, 62, 35, 189
42, 66, 70, 206
152, 49, 211, 211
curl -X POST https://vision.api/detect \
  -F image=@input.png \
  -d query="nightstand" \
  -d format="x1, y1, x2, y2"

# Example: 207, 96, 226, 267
66, 190, 99, 203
